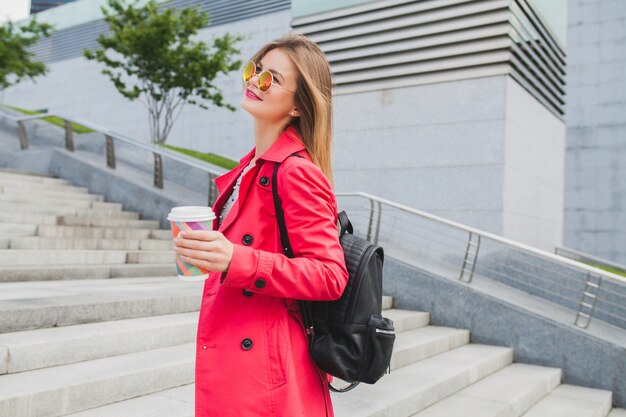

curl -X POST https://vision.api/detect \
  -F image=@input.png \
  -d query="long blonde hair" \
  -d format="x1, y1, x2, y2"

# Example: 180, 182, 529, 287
249, 32, 335, 188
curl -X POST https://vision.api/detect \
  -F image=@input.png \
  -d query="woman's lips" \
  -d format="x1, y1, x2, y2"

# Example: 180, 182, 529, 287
246, 89, 262, 100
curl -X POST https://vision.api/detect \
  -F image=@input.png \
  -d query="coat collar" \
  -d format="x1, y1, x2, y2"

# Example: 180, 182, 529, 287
256, 125, 306, 163
211, 125, 308, 231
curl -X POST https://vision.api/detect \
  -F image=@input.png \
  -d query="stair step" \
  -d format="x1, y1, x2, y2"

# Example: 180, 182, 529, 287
0, 212, 60, 225
126, 251, 175, 264
391, 326, 469, 371
409, 363, 561, 417
151, 229, 173, 239
0, 249, 129, 266
64, 385, 194, 417
332, 344, 514, 417
0, 343, 195, 417
0, 171, 69, 186
609, 409, 626, 417
520, 384, 613, 417
35, 225, 170, 240
0, 204, 138, 218
0, 178, 89, 194
8, 237, 172, 250
383, 309, 430, 332
0, 223, 38, 237
0, 312, 198, 374
59, 216, 160, 229
382, 296, 393, 310
0, 194, 122, 211
0, 263, 176, 282
138, 239, 173, 250
0, 277, 202, 333
0, 186, 103, 201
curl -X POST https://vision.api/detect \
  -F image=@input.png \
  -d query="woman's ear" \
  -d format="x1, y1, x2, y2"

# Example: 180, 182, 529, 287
289, 108, 300, 118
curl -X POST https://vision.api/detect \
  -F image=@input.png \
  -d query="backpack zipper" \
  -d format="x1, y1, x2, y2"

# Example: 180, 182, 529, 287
375, 328, 396, 335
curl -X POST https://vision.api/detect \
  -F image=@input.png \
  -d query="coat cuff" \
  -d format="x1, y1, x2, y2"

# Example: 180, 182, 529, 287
220, 243, 275, 292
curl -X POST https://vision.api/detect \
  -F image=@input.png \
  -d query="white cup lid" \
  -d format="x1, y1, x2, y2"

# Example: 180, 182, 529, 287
167, 206, 216, 222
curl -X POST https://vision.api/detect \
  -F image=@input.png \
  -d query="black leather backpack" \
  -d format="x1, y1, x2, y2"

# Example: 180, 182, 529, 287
272, 153, 396, 392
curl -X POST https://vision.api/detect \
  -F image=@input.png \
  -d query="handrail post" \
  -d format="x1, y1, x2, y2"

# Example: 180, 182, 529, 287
17, 121, 29, 150
208, 172, 218, 206
459, 232, 481, 283
575, 273, 602, 328
153, 152, 163, 188
367, 198, 375, 241
374, 201, 382, 245
63, 120, 75, 151
105, 134, 116, 169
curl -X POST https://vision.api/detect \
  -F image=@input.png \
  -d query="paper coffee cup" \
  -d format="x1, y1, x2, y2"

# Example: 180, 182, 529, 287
167, 206, 216, 282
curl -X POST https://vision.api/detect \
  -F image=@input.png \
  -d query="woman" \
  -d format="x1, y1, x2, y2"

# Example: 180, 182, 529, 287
173, 32, 349, 417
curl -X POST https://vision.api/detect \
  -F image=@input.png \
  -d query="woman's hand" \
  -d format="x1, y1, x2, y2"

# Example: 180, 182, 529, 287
173, 230, 234, 273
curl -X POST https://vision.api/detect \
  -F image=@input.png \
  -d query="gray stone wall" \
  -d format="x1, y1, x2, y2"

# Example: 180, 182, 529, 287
564, 0, 626, 263
333, 75, 565, 251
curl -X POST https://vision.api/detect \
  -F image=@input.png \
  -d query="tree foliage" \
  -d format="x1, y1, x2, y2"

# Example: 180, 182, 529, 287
85, 0, 245, 144
0, 19, 53, 91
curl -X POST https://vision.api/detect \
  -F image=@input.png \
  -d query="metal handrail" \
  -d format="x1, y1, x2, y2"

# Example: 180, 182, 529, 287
336, 191, 626, 287
0, 109, 224, 205
2, 108, 623, 328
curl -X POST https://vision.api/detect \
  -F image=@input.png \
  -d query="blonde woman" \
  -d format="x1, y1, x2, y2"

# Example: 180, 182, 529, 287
173, 32, 349, 416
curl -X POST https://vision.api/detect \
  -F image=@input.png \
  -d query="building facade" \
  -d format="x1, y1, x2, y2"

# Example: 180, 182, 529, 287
3, 0, 575, 254
564, 0, 626, 264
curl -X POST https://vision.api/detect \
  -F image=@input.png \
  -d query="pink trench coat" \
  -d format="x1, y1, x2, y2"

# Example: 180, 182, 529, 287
195, 125, 349, 417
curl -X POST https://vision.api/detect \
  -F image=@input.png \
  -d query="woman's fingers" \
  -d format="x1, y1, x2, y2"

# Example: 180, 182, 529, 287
178, 230, 221, 241
173, 230, 233, 273
175, 236, 219, 252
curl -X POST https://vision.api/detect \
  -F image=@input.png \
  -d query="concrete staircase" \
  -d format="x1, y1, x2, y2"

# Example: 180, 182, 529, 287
0, 170, 624, 417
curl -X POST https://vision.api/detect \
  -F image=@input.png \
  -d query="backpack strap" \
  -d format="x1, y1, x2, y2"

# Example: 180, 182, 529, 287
272, 154, 361, 394
338, 211, 353, 235
272, 152, 305, 258
271, 152, 316, 345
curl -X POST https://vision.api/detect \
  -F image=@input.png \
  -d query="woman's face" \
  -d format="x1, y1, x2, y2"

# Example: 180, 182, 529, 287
240, 48, 300, 123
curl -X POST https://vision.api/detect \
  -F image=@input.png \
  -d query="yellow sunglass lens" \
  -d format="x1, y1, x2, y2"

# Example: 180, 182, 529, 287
243, 62, 255, 81
258, 71, 273, 92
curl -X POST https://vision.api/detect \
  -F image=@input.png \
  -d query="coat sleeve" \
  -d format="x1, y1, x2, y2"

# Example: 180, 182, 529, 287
220, 159, 349, 301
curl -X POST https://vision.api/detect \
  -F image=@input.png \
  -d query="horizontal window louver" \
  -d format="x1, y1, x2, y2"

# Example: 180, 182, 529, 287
291, 0, 566, 118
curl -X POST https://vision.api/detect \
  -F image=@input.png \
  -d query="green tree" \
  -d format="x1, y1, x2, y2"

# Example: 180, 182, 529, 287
84, 0, 245, 144
0, 19, 53, 92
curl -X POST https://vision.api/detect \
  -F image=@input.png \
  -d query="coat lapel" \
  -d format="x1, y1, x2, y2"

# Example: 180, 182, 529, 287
213, 125, 307, 233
